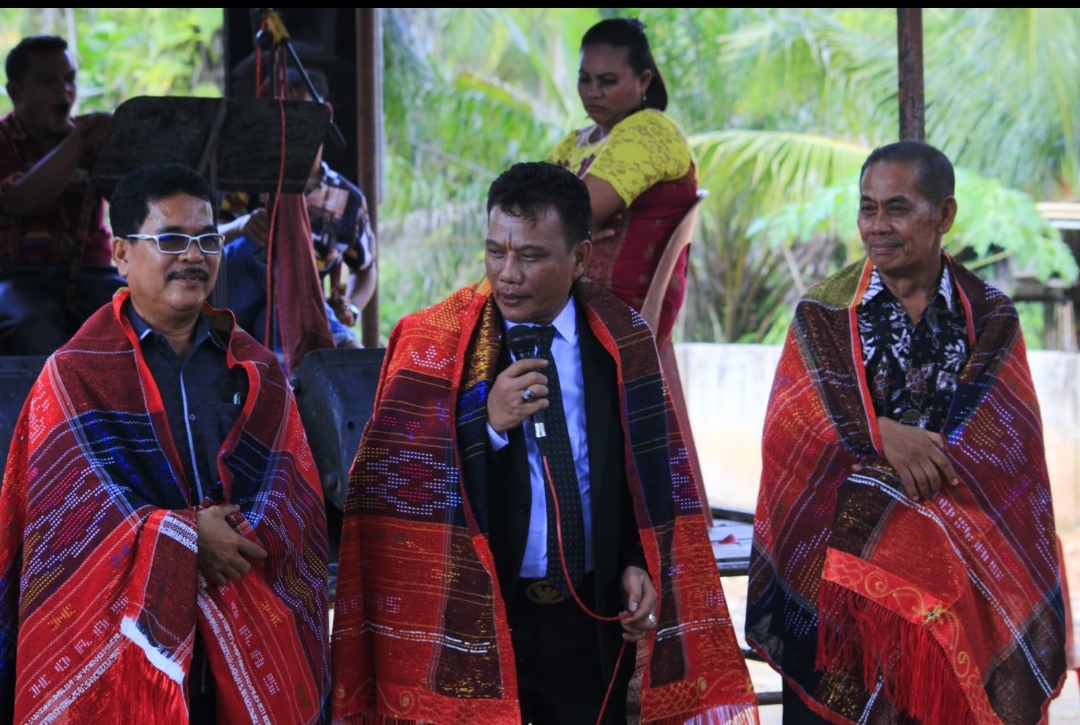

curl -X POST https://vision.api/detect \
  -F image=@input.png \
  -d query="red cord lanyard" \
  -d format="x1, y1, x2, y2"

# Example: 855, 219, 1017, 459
539, 451, 630, 725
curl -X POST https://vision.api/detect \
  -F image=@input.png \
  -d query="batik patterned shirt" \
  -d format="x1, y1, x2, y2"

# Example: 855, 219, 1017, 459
218, 161, 375, 276
857, 262, 969, 431
305, 162, 375, 274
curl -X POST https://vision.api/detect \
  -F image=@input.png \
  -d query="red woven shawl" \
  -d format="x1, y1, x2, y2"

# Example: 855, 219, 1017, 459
0, 290, 330, 724
331, 280, 757, 724
747, 258, 1066, 724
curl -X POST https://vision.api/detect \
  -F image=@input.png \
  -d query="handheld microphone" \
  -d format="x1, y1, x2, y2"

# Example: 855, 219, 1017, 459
506, 326, 546, 438
507, 324, 538, 359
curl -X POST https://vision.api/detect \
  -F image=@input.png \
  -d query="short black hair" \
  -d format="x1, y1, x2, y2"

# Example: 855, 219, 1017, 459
860, 140, 955, 206
486, 162, 592, 250
259, 68, 330, 101
581, 18, 667, 112
5, 35, 68, 85
285, 67, 329, 101
109, 164, 216, 238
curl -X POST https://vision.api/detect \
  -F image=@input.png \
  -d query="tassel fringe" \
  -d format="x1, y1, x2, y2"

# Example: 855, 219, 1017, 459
645, 703, 760, 725
817, 581, 977, 725
331, 703, 760, 725
333, 718, 460, 725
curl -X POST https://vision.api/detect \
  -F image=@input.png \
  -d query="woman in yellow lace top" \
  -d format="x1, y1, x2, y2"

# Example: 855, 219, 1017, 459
548, 17, 697, 343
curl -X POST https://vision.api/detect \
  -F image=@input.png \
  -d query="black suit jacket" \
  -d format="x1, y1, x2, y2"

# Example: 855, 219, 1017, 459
487, 306, 644, 672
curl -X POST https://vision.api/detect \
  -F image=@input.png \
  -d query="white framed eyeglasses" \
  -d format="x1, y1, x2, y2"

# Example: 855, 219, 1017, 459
126, 233, 226, 255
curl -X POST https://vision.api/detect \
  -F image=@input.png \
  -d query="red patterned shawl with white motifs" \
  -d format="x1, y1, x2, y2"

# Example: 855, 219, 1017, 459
747, 257, 1066, 724
331, 279, 758, 725
0, 289, 329, 724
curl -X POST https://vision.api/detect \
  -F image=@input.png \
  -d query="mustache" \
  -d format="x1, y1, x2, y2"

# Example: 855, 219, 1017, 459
166, 266, 210, 281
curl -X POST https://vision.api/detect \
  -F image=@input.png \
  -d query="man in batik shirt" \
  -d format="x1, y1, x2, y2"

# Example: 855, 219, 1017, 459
859, 255, 969, 435
748, 140, 1065, 724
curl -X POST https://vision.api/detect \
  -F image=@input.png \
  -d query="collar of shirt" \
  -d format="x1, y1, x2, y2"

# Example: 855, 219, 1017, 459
504, 296, 578, 355
126, 303, 227, 358
305, 160, 330, 197
860, 258, 957, 314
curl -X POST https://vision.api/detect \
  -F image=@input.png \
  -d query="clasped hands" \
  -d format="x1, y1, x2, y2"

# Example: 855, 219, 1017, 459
239, 208, 271, 247
858, 416, 960, 502
591, 212, 624, 244
196, 504, 267, 586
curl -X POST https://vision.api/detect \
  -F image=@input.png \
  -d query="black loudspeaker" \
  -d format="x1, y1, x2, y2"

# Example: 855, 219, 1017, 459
292, 346, 385, 511
0, 356, 48, 483
223, 8, 359, 187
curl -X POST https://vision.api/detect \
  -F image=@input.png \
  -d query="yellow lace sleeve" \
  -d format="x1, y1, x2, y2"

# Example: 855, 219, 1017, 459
547, 130, 584, 169
586, 110, 692, 206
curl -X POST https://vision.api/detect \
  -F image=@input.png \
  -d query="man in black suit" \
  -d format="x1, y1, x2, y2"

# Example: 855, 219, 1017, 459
481, 162, 656, 724
330, 162, 755, 725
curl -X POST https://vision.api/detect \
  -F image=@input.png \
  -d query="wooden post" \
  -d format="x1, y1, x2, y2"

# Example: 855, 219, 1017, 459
356, 8, 383, 347
897, 8, 925, 141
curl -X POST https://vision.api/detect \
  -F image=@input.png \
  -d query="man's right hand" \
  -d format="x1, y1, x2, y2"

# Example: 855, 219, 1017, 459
76, 112, 112, 154
196, 504, 268, 586
487, 358, 550, 434
241, 208, 270, 246
592, 211, 625, 243
875, 416, 959, 502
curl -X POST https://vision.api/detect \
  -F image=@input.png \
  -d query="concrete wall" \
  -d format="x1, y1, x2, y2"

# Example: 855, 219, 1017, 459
676, 343, 1080, 531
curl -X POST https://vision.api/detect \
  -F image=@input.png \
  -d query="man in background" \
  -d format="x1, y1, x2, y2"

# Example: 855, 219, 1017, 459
0, 35, 122, 355
218, 68, 376, 350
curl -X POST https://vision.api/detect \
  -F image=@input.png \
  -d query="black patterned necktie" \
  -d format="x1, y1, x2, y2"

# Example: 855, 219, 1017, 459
534, 325, 586, 596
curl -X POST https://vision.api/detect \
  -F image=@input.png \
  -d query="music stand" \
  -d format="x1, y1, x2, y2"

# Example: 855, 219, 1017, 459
91, 95, 330, 194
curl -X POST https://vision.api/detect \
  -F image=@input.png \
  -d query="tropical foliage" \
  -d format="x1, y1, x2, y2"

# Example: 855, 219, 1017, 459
376, 8, 1080, 344
4, 9, 1079, 345
0, 8, 223, 116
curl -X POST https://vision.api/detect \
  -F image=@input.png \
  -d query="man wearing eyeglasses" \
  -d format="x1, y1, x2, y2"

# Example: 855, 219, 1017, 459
0, 163, 330, 723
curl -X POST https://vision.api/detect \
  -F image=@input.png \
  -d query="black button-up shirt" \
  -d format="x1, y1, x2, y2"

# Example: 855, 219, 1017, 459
127, 304, 244, 504
127, 303, 248, 701
857, 263, 969, 432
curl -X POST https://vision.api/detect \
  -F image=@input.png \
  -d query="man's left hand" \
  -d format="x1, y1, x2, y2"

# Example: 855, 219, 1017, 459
619, 565, 658, 642
197, 504, 269, 586
875, 416, 959, 501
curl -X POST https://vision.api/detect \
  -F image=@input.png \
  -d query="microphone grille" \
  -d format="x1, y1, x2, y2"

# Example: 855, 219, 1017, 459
506, 325, 539, 360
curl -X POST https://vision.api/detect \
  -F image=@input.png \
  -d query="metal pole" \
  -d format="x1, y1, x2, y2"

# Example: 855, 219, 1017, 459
356, 8, 383, 348
897, 8, 925, 141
